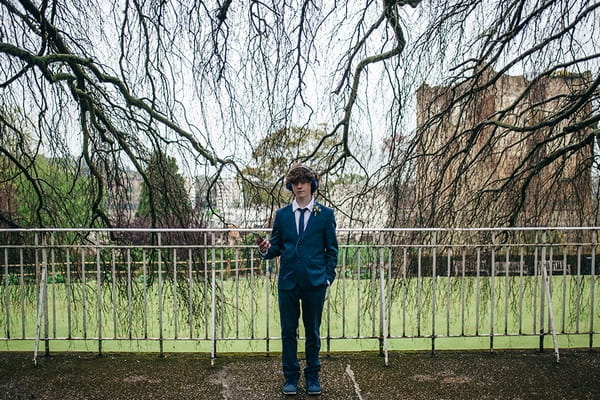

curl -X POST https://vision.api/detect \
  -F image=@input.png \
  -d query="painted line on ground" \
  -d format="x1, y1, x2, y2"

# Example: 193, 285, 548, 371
345, 364, 364, 400
214, 366, 231, 400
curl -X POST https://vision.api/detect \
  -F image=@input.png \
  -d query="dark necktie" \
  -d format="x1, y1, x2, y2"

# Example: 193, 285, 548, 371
298, 208, 307, 235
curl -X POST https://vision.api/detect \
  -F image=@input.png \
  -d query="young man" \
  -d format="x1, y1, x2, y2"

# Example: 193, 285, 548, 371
257, 164, 338, 396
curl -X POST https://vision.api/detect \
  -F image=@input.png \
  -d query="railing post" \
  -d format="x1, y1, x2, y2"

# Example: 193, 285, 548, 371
590, 230, 597, 350
81, 250, 87, 340
490, 233, 496, 353
378, 232, 388, 366
173, 248, 178, 340
20, 248, 26, 340
402, 247, 407, 338
265, 257, 271, 357
210, 232, 217, 366
445, 247, 452, 340
111, 249, 117, 340
142, 249, 148, 340
66, 248, 72, 340
539, 232, 545, 353
326, 258, 331, 356
431, 231, 437, 355
540, 231, 560, 363
475, 247, 481, 337
460, 248, 466, 337
249, 247, 257, 352
50, 234, 56, 344
128, 249, 133, 340
158, 233, 164, 357
96, 242, 103, 356
534, 233, 539, 348
4, 247, 9, 341
342, 246, 348, 339
188, 248, 194, 340
33, 233, 49, 366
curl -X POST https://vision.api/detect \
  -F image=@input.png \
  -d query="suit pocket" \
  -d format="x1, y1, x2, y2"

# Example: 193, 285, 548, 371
310, 255, 326, 265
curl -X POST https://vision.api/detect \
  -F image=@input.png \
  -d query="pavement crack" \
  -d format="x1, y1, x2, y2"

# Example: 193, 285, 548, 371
345, 364, 364, 400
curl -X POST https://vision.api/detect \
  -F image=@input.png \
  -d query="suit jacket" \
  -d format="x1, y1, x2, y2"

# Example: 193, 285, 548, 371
262, 202, 338, 290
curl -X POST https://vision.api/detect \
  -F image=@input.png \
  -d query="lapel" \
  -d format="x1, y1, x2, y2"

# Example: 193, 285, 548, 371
284, 205, 299, 237
288, 202, 319, 239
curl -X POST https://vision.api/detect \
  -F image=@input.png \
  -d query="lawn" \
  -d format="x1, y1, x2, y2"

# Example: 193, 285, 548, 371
2, 271, 598, 353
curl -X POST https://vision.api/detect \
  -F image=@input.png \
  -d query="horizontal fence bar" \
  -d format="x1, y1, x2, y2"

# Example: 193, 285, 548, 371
0, 228, 598, 362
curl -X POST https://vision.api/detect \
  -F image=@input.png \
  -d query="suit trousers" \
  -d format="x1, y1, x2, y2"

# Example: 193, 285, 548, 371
278, 284, 327, 381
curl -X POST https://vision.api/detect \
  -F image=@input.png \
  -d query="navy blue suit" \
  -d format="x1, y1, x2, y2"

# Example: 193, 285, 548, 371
262, 201, 338, 383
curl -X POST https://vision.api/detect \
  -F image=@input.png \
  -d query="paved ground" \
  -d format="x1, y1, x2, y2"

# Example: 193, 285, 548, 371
1, 349, 599, 399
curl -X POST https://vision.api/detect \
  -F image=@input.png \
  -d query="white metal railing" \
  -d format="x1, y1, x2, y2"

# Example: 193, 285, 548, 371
0, 227, 598, 365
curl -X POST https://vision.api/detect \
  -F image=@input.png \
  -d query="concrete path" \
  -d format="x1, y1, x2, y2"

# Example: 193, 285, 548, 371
1, 350, 599, 399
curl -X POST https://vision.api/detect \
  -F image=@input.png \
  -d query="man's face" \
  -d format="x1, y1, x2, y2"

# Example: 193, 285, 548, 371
291, 180, 311, 198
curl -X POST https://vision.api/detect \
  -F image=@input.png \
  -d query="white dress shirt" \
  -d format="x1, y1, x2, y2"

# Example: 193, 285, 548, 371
292, 198, 314, 235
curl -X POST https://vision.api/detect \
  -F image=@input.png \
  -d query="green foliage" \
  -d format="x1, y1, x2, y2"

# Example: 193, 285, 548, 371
136, 151, 193, 227
239, 126, 337, 207
2, 155, 95, 227
331, 173, 366, 185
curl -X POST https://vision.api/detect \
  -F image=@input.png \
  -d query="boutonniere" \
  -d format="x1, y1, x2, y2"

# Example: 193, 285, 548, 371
312, 205, 321, 216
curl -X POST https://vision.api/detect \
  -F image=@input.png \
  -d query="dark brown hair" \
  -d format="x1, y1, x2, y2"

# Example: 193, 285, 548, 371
285, 164, 319, 193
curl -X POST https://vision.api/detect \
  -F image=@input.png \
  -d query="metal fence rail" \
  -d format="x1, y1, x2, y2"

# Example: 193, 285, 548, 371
0, 227, 598, 365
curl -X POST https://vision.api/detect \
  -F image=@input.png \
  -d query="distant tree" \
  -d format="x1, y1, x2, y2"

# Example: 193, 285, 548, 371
136, 151, 194, 228
239, 126, 339, 208
0, 153, 94, 227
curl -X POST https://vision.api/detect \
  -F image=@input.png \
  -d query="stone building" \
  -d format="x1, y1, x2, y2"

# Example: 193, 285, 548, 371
415, 69, 595, 227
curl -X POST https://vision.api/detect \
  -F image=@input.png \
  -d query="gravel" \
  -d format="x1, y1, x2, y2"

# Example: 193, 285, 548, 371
1, 349, 599, 399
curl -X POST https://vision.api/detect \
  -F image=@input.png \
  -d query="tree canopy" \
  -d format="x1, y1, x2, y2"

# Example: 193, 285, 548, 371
136, 151, 193, 228
1, 0, 598, 227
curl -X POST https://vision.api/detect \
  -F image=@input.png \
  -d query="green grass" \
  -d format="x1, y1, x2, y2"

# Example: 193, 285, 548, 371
1, 273, 599, 353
